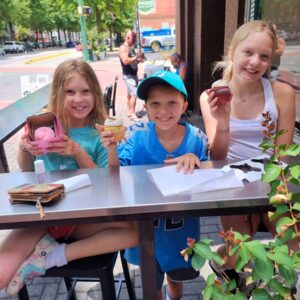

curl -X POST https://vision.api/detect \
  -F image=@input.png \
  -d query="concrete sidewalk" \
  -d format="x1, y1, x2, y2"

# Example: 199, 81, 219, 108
0, 51, 272, 300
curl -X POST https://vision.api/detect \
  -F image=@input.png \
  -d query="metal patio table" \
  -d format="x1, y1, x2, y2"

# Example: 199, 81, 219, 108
1, 160, 298, 299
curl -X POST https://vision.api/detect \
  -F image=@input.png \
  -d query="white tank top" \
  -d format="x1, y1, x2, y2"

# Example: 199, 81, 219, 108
227, 78, 278, 161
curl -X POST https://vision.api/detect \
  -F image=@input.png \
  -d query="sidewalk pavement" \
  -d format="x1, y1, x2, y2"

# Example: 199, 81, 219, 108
0, 50, 273, 300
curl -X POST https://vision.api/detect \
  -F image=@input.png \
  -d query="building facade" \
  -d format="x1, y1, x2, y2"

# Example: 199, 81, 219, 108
138, 0, 176, 31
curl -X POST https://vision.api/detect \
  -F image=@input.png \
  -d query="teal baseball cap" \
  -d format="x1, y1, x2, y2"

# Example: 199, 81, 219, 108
137, 70, 188, 101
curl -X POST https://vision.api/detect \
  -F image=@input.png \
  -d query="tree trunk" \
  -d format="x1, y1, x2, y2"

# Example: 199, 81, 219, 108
8, 22, 15, 40
95, 6, 101, 33
109, 26, 113, 51
57, 28, 62, 46
63, 30, 67, 43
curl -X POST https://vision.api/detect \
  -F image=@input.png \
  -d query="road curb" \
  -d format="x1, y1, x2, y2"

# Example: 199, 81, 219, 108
24, 51, 71, 64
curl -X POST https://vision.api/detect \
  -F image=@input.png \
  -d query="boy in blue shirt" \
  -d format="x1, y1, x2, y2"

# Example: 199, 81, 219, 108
98, 70, 207, 300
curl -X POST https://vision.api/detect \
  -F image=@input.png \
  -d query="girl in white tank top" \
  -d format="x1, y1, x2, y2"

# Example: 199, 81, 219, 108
199, 20, 296, 282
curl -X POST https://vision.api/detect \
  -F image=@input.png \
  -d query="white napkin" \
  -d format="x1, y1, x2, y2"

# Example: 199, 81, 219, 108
53, 174, 92, 193
146, 165, 243, 196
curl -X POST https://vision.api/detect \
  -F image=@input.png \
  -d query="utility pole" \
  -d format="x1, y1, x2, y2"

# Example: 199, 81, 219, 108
77, 0, 90, 61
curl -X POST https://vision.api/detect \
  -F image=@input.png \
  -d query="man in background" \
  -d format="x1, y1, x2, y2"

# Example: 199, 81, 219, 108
119, 30, 145, 121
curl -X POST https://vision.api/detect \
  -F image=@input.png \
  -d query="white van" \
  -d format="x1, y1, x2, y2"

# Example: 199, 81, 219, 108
4, 41, 25, 53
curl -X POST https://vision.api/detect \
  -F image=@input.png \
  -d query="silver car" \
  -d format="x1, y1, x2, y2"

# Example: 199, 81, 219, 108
4, 41, 25, 53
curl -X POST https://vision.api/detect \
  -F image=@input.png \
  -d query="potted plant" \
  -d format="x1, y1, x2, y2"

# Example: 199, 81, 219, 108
94, 44, 106, 60
181, 112, 300, 299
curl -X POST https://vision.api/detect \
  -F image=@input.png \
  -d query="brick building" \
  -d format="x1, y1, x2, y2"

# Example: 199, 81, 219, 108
138, 0, 176, 31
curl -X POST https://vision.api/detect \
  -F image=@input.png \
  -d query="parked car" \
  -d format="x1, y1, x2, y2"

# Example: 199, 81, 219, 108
3, 41, 24, 53
0, 44, 5, 55
20, 42, 34, 52
141, 28, 175, 52
66, 41, 76, 48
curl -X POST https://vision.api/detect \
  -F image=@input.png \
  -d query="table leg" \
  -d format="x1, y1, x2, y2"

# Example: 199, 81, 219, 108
139, 219, 156, 300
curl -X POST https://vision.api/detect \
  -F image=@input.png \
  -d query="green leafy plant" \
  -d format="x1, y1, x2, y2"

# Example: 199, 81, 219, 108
181, 112, 300, 299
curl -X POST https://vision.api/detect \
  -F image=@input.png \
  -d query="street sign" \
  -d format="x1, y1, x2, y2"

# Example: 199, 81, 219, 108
138, 0, 156, 15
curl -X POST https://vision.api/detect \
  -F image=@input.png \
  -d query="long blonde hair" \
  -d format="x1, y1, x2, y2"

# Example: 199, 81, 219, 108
213, 20, 277, 82
48, 58, 107, 130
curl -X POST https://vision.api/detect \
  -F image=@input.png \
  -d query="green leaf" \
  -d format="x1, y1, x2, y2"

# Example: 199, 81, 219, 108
260, 141, 273, 152
279, 143, 300, 156
291, 193, 300, 203
276, 216, 295, 234
262, 162, 282, 183
274, 228, 294, 245
251, 288, 271, 299
229, 244, 240, 256
203, 286, 213, 300
211, 285, 224, 300
191, 253, 206, 270
235, 255, 248, 273
292, 251, 300, 269
231, 291, 248, 300
206, 273, 216, 286
267, 247, 292, 266
278, 264, 296, 285
292, 202, 300, 212
268, 180, 281, 198
201, 238, 214, 246
269, 204, 289, 221
225, 278, 236, 292
290, 165, 300, 181
245, 240, 268, 261
268, 278, 291, 296
193, 242, 214, 260
272, 296, 284, 300
253, 257, 274, 282
238, 245, 251, 262
211, 252, 224, 266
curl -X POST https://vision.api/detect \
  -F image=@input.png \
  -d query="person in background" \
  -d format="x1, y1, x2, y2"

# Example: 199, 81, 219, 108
98, 70, 208, 300
0, 58, 138, 296
170, 52, 188, 82
119, 29, 145, 121
199, 20, 295, 292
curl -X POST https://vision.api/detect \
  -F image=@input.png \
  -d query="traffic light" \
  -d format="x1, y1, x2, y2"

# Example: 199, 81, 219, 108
77, 6, 92, 16
83, 6, 92, 15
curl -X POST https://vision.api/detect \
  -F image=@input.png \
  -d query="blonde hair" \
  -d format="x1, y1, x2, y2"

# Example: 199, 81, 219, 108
213, 20, 277, 82
48, 58, 107, 130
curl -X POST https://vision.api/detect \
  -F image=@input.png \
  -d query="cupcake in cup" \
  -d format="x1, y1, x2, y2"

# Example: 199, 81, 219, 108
104, 117, 126, 142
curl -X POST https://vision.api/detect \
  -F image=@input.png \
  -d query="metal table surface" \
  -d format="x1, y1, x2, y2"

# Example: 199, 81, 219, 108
0, 160, 298, 299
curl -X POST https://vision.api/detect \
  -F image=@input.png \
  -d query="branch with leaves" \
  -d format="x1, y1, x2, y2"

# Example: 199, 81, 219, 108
181, 112, 300, 299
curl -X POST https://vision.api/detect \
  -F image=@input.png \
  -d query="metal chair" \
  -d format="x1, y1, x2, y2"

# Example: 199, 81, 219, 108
104, 76, 118, 116
18, 250, 136, 300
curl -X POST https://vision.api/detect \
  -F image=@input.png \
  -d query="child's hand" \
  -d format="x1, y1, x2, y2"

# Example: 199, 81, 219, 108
47, 135, 81, 156
206, 89, 231, 120
95, 124, 118, 149
164, 153, 201, 174
19, 133, 43, 156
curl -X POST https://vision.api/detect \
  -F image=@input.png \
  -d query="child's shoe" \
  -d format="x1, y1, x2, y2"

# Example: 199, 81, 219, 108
6, 234, 58, 296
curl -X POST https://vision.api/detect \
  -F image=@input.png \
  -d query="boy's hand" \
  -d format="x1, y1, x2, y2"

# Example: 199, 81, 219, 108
164, 153, 201, 174
95, 124, 117, 149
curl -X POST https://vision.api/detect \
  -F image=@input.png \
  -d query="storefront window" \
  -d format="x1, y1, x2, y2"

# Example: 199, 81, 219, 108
259, 0, 300, 74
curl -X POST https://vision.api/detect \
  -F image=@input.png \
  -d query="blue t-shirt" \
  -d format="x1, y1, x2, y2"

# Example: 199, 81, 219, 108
119, 121, 207, 272
39, 127, 108, 171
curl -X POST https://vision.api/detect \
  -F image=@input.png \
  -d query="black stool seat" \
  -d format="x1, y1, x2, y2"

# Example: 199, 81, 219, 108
18, 250, 136, 300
